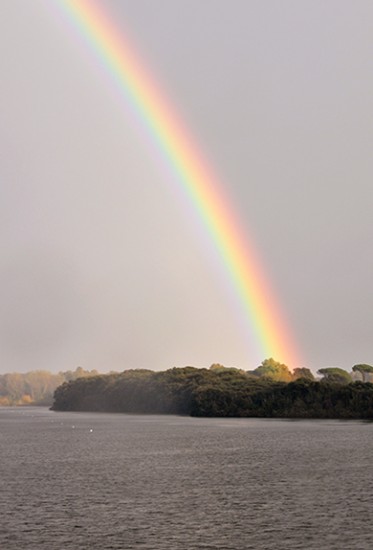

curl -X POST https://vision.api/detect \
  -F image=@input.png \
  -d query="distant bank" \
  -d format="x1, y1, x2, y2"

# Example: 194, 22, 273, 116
0, 367, 102, 407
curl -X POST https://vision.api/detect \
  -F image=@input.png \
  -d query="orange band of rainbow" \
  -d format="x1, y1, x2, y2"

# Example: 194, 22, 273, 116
54, 0, 301, 367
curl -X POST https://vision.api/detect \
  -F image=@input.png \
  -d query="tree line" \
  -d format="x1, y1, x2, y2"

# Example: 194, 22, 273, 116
51, 359, 373, 419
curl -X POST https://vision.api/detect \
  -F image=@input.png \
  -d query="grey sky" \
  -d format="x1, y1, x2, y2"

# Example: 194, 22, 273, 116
1, 0, 372, 373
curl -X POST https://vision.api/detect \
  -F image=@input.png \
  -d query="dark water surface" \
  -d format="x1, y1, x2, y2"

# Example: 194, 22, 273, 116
1, 407, 373, 549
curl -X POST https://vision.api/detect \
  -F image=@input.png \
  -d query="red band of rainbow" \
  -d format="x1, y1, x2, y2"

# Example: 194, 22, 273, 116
54, 0, 301, 368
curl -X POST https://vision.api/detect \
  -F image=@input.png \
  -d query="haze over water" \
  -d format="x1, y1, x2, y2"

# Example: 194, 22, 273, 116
1, 407, 373, 549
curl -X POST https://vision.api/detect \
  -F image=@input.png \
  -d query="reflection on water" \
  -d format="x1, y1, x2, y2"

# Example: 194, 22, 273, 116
1, 407, 373, 549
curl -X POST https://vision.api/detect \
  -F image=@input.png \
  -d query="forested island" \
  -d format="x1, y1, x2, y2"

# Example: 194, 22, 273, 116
1, 359, 372, 418
51, 360, 373, 419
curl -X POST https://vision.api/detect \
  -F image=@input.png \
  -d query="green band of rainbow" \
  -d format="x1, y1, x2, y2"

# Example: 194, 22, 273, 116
55, 0, 301, 367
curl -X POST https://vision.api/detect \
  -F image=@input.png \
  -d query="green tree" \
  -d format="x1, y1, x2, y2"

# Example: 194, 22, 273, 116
317, 367, 352, 384
209, 363, 227, 372
352, 364, 373, 383
292, 367, 315, 381
252, 358, 293, 382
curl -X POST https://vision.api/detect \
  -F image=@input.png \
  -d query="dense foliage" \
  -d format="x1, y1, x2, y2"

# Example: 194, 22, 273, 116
52, 364, 373, 419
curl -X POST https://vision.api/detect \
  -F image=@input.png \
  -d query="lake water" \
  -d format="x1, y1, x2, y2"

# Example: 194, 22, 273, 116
1, 407, 373, 549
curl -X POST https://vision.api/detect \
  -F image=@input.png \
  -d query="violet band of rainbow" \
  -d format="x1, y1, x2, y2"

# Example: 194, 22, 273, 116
55, 0, 302, 367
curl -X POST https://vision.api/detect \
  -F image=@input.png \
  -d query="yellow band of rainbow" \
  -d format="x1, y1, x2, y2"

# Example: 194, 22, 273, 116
55, 0, 301, 368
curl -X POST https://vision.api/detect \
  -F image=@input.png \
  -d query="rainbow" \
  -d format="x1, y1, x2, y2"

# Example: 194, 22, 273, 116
53, 0, 301, 367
